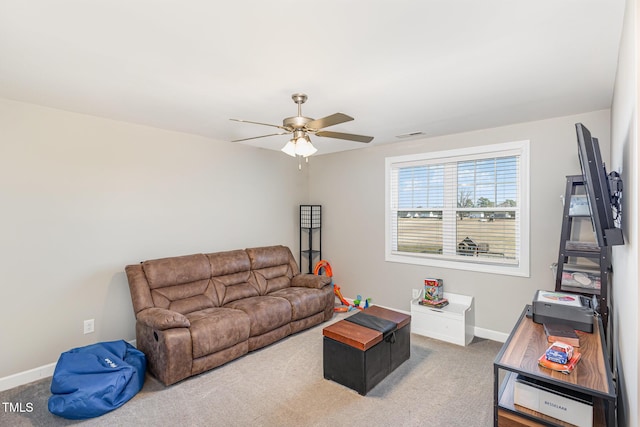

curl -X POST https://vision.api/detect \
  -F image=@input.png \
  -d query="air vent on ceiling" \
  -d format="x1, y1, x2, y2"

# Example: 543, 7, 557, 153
395, 131, 425, 139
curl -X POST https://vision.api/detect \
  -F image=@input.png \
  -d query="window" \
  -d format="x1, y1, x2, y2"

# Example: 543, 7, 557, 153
385, 140, 530, 277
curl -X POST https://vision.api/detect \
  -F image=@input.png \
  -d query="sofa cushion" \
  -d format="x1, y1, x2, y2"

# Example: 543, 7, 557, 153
210, 273, 259, 305
269, 287, 330, 321
186, 308, 250, 359
246, 245, 292, 269
142, 254, 219, 314
206, 250, 251, 277
224, 296, 292, 337
143, 254, 211, 289
206, 250, 260, 305
150, 281, 219, 314
247, 246, 297, 294
253, 266, 292, 294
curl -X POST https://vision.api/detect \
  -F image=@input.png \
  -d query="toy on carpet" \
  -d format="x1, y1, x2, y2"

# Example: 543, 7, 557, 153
313, 260, 370, 312
334, 285, 360, 311
353, 295, 372, 309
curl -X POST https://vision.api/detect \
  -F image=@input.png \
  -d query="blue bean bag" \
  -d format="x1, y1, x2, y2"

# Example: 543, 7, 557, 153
48, 340, 146, 419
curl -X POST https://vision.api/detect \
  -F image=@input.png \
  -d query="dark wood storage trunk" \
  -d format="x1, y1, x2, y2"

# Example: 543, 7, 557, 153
365, 306, 411, 372
322, 307, 410, 395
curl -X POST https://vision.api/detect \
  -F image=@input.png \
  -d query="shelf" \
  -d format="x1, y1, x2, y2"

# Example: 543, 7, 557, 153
560, 250, 603, 259
565, 240, 599, 251
497, 372, 606, 427
556, 285, 600, 296
555, 263, 601, 293
561, 242, 602, 259
560, 263, 601, 272
301, 249, 320, 256
300, 205, 321, 274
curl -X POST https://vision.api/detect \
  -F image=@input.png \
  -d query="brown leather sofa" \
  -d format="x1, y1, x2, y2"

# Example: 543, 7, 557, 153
125, 245, 333, 386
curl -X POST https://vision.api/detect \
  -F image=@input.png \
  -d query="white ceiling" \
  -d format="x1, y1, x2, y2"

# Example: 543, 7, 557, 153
0, 1, 626, 155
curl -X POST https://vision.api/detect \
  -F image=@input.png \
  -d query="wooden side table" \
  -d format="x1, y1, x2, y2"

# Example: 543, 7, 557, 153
494, 305, 616, 426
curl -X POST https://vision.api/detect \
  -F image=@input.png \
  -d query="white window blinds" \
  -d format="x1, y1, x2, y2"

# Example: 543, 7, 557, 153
385, 140, 530, 277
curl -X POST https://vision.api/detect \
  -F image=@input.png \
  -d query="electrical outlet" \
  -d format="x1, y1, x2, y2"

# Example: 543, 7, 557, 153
84, 319, 95, 334
412, 288, 421, 299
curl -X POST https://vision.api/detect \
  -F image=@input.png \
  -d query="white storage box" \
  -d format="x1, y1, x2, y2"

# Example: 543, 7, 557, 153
410, 292, 474, 346
514, 374, 593, 427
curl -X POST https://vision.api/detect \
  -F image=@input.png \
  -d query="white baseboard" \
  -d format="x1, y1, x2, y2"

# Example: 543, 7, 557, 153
474, 326, 509, 343
0, 339, 137, 393
0, 363, 56, 392
352, 300, 411, 315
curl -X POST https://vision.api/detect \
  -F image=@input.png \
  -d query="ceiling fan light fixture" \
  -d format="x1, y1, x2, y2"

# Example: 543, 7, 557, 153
281, 139, 297, 157
295, 136, 317, 157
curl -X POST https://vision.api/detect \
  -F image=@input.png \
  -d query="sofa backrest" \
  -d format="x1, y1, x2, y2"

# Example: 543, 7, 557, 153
126, 246, 302, 315
206, 249, 259, 306
246, 245, 299, 294
141, 253, 219, 315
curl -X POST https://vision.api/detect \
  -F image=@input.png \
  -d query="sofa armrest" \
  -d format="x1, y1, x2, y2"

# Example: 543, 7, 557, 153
137, 307, 191, 330
291, 273, 332, 289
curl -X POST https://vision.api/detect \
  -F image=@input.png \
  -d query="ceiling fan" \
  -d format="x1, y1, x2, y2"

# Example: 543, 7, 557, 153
231, 93, 374, 157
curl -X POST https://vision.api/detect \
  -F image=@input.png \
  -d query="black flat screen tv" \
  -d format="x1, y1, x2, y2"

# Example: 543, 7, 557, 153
575, 123, 624, 247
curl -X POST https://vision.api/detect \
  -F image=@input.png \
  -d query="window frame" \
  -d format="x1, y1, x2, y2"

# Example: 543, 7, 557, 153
385, 140, 530, 277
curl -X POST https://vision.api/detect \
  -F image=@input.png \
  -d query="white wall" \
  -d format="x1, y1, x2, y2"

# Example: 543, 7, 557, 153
0, 98, 308, 379
308, 110, 611, 337
610, 0, 639, 425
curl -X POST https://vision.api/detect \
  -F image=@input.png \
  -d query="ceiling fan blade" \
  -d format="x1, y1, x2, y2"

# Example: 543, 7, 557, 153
232, 132, 291, 142
230, 118, 289, 131
305, 113, 353, 131
315, 131, 374, 143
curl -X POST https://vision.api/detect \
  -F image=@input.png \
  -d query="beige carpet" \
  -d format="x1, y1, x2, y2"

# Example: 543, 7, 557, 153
0, 314, 502, 426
